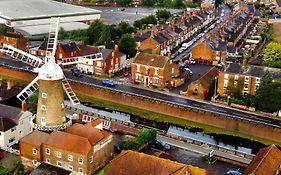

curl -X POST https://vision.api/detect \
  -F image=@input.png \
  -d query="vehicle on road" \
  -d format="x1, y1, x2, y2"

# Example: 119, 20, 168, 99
102, 79, 117, 87
71, 68, 83, 77
152, 141, 171, 151
225, 170, 241, 175
184, 68, 193, 75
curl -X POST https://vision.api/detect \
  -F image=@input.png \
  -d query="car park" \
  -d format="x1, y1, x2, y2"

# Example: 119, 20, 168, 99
102, 79, 117, 87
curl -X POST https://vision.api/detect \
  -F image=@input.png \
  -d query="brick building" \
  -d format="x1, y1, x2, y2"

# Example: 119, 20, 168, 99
105, 150, 209, 175
29, 41, 80, 61
131, 53, 179, 89
0, 32, 28, 51
182, 67, 219, 99
217, 63, 281, 96
134, 9, 215, 55
19, 123, 113, 175
76, 44, 126, 76
243, 145, 281, 175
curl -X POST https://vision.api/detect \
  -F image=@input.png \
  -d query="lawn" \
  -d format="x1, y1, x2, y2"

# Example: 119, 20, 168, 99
77, 93, 281, 146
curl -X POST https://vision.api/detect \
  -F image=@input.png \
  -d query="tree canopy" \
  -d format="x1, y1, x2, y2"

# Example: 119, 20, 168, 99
262, 42, 281, 68
87, 19, 105, 45
118, 33, 137, 58
96, 25, 114, 49
0, 24, 8, 35
116, 0, 132, 6
156, 9, 172, 21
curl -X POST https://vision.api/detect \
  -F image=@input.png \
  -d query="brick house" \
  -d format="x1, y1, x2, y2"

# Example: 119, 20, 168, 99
105, 150, 209, 175
0, 32, 28, 51
19, 123, 113, 175
217, 63, 281, 96
76, 44, 126, 76
243, 145, 281, 175
29, 41, 80, 61
131, 53, 180, 89
182, 67, 219, 99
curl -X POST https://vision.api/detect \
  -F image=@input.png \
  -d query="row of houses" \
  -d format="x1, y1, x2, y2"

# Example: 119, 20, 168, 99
134, 8, 215, 55
192, 5, 256, 65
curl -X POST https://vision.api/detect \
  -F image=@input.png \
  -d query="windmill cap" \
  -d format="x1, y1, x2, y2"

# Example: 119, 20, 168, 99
38, 60, 64, 80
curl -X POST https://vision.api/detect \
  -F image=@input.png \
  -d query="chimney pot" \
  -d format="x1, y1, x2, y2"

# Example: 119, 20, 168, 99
22, 101, 27, 112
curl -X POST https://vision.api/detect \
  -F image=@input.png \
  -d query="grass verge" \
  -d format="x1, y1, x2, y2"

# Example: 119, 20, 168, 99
77, 93, 281, 146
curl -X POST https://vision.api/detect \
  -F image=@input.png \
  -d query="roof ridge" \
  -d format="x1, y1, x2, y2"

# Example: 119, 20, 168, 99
251, 145, 276, 174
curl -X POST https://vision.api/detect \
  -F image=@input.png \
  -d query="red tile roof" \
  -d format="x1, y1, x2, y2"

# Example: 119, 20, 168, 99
44, 131, 92, 155
105, 150, 208, 175
134, 52, 170, 68
20, 130, 50, 147
243, 145, 281, 175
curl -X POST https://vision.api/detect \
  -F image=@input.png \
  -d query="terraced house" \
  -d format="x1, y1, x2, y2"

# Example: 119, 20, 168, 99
131, 53, 179, 89
134, 9, 215, 55
192, 5, 255, 64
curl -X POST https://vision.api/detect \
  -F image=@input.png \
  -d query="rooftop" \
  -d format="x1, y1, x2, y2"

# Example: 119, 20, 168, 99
191, 67, 219, 89
243, 145, 281, 175
29, 163, 71, 175
105, 150, 208, 175
134, 52, 170, 68
20, 130, 50, 147
0, 0, 100, 21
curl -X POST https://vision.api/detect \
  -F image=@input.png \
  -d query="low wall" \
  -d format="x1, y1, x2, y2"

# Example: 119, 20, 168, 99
1, 66, 281, 143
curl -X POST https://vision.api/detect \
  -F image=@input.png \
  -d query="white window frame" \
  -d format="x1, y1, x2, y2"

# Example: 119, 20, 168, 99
224, 74, 229, 79
57, 151, 62, 158
45, 148, 50, 155
42, 93, 47, 99
68, 155, 73, 161
172, 68, 175, 74
79, 168, 83, 174
57, 161, 62, 167
41, 105, 46, 111
154, 68, 158, 76
32, 148, 37, 155
136, 65, 140, 72
32, 160, 38, 166
79, 157, 83, 165
45, 158, 50, 164
69, 165, 73, 171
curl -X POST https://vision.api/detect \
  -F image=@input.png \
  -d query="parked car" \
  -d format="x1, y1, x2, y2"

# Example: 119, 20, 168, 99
102, 79, 117, 87
71, 68, 83, 77
152, 141, 171, 151
184, 68, 193, 75
225, 170, 241, 175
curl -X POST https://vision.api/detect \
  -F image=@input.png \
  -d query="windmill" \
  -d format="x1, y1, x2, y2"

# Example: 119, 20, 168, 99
0, 18, 103, 131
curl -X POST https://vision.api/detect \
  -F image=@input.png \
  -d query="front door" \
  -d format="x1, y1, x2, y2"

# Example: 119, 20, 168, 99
145, 76, 149, 87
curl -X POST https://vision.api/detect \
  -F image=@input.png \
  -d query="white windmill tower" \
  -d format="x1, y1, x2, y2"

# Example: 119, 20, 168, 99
0, 18, 103, 131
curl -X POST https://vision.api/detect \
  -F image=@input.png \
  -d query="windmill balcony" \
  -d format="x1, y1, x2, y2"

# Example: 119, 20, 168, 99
31, 117, 72, 131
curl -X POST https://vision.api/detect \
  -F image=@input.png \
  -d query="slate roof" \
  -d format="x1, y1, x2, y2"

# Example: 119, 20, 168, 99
134, 53, 170, 68
225, 63, 245, 74
227, 46, 237, 53
247, 5, 255, 14
243, 145, 281, 175
0, 104, 24, 132
153, 33, 167, 44
29, 163, 71, 175
175, 27, 183, 34
105, 150, 208, 175
134, 31, 151, 42
59, 42, 79, 53
192, 67, 219, 89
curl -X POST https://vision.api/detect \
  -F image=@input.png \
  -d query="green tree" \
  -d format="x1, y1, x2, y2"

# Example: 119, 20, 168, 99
9, 160, 29, 175
87, 20, 104, 45
96, 25, 113, 49
27, 92, 38, 115
133, 19, 143, 29
141, 0, 156, 6
0, 24, 8, 35
172, 0, 184, 7
116, 0, 132, 6
156, 9, 172, 21
117, 21, 135, 37
262, 42, 281, 68
0, 166, 8, 175
118, 34, 137, 58
58, 27, 67, 40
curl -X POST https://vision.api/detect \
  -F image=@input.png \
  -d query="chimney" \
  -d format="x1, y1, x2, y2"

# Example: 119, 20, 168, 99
22, 101, 27, 112
242, 57, 247, 68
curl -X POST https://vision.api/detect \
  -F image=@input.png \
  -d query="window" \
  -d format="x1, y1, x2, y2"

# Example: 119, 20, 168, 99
42, 93, 47, 99
224, 74, 229, 79
69, 165, 73, 171
68, 155, 73, 161
61, 103, 64, 109
32, 160, 38, 166
136, 74, 141, 81
79, 168, 83, 174
45, 148, 50, 155
172, 68, 175, 74
9, 137, 15, 143
245, 76, 249, 81
89, 156, 93, 163
57, 161, 62, 167
79, 157, 83, 165
41, 105, 46, 111
256, 78, 260, 83
153, 78, 159, 85
41, 117, 46, 124
59, 53, 62, 59
145, 67, 150, 74
154, 68, 158, 76
32, 148, 37, 155
234, 75, 239, 80
11, 127, 15, 132
244, 84, 248, 89
57, 151, 62, 158
45, 158, 50, 164
97, 61, 101, 67
136, 65, 140, 72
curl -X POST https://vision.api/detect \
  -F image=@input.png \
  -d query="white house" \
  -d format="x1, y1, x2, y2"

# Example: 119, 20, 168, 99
0, 104, 33, 149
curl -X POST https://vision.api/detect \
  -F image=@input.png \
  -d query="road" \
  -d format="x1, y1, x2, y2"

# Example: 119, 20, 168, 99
0, 57, 281, 129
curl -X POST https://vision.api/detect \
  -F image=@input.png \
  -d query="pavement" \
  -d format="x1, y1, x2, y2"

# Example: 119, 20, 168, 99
92, 7, 182, 25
